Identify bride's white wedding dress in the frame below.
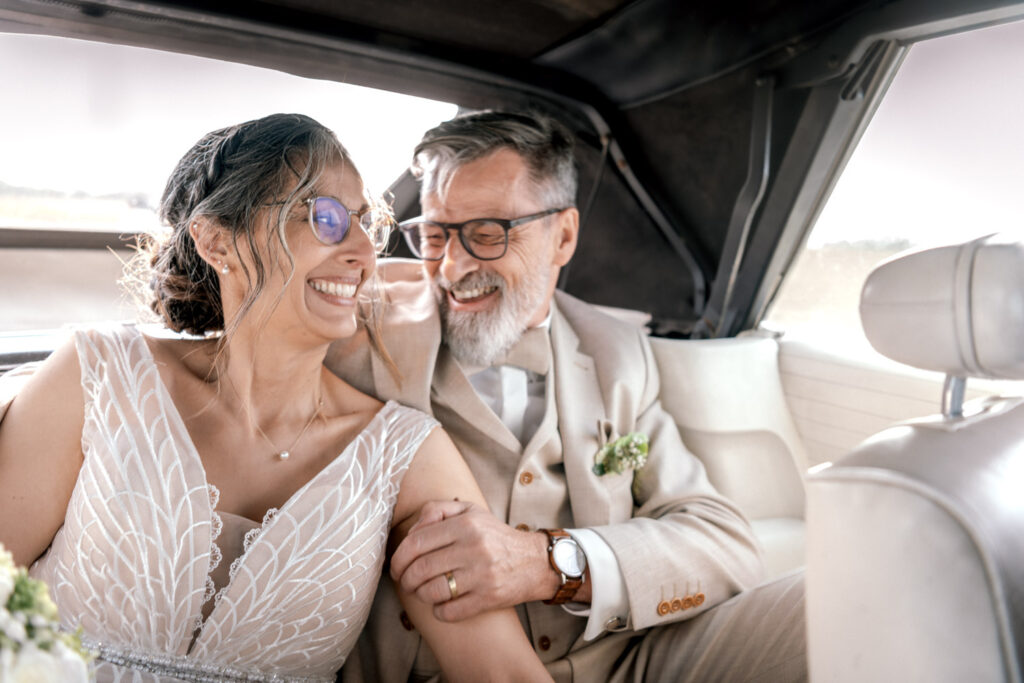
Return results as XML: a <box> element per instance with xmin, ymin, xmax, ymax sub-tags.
<box><xmin>27</xmin><ymin>326</ymin><xmax>437</xmax><ymax>682</ymax></box>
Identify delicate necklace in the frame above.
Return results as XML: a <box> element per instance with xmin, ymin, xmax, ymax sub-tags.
<box><xmin>252</xmin><ymin>394</ymin><xmax>325</xmax><ymax>462</ymax></box>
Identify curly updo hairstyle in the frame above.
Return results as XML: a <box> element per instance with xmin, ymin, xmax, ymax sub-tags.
<box><xmin>146</xmin><ymin>113</ymin><xmax>354</xmax><ymax>336</ymax></box>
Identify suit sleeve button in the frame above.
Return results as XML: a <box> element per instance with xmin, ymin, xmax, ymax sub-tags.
<box><xmin>515</xmin><ymin>523</ymin><xmax>530</xmax><ymax>531</ymax></box>
<box><xmin>694</xmin><ymin>592</ymin><xmax>705</xmax><ymax>606</ymax></box>
<box><xmin>657</xmin><ymin>601</ymin><xmax>671</xmax><ymax>616</ymax></box>
<box><xmin>681</xmin><ymin>596</ymin><xmax>694</xmax><ymax>610</ymax></box>
<box><xmin>519</xmin><ymin>471</ymin><xmax>534</xmax><ymax>485</ymax></box>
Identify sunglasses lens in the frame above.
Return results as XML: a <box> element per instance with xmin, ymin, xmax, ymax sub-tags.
<box><xmin>312</xmin><ymin>197</ymin><xmax>349</xmax><ymax>244</ymax></box>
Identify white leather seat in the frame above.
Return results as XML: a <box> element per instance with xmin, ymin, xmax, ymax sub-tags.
<box><xmin>806</xmin><ymin>234</ymin><xmax>1024</xmax><ymax>682</ymax></box>
<box><xmin>650</xmin><ymin>335</ymin><xmax>808</xmax><ymax>579</ymax></box>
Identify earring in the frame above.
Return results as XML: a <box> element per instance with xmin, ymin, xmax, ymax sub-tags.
<box><xmin>220</xmin><ymin>262</ymin><xmax>230</xmax><ymax>275</ymax></box>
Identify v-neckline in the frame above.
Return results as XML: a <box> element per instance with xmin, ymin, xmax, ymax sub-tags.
<box><xmin>138</xmin><ymin>330</ymin><xmax>390</xmax><ymax>518</ymax></box>
<box><xmin>134</xmin><ymin>330</ymin><xmax>394</xmax><ymax>645</ymax></box>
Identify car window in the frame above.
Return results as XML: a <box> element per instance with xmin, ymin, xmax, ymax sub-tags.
<box><xmin>764</xmin><ymin>20</ymin><xmax>1024</xmax><ymax>355</ymax></box>
<box><xmin>0</xmin><ymin>33</ymin><xmax>457</xmax><ymax>334</ymax></box>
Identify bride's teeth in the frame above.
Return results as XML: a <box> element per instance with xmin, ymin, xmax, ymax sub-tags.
<box><xmin>311</xmin><ymin>280</ymin><xmax>357</xmax><ymax>297</ymax></box>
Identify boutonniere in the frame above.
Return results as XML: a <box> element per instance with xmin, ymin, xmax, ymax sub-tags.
<box><xmin>593</xmin><ymin>432</ymin><xmax>650</xmax><ymax>476</ymax></box>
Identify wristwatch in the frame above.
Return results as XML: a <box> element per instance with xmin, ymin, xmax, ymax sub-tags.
<box><xmin>541</xmin><ymin>528</ymin><xmax>587</xmax><ymax>604</ymax></box>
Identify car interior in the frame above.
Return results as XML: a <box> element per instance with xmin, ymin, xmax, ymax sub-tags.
<box><xmin>1</xmin><ymin>0</ymin><xmax>1023</xmax><ymax>679</ymax></box>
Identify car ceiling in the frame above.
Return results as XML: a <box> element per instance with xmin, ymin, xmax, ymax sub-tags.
<box><xmin>3</xmin><ymin>0</ymin><xmax>1024</xmax><ymax>336</ymax></box>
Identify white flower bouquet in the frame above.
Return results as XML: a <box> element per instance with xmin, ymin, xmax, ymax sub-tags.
<box><xmin>0</xmin><ymin>543</ymin><xmax>92</xmax><ymax>681</ymax></box>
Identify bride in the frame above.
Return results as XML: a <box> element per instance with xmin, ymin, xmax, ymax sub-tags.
<box><xmin>0</xmin><ymin>113</ymin><xmax>551</xmax><ymax>682</ymax></box>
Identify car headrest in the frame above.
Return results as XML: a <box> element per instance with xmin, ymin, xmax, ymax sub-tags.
<box><xmin>860</xmin><ymin>234</ymin><xmax>1024</xmax><ymax>380</ymax></box>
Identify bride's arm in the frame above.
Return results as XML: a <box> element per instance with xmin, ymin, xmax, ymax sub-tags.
<box><xmin>390</xmin><ymin>427</ymin><xmax>552</xmax><ymax>683</ymax></box>
<box><xmin>0</xmin><ymin>337</ymin><xmax>86</xmax><ymax>566</ymax></box>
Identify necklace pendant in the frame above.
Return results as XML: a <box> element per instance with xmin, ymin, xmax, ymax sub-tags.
<box><xmin>278</xmin><ymin>450</ymin><xmax>290</xmax><ymax>461</ymax></box>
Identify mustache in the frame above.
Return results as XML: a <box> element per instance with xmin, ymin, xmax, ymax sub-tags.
<box><xmin>434</xmin><ymin>270</ymin><xmax>506</xmax><ymax>294</ymax></box>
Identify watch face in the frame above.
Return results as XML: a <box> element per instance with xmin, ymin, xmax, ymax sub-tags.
<box><xmin>552</xmin><ymin>538</ymin><xmax>586</xmax><ymax>577</ymax></box>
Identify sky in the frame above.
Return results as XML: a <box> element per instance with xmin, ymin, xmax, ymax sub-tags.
<box><xmin>810</xmin><ymin>18</ymin><xmax>1024</xmax><ymax>247</ymax></box>
<box><xmin>2</xmin><ymin>20</ymin><xmax>1024</xmax><ymax>247</ymax></box>
<box><xmin>0</xmin><ymin>33</ymin><xmax>457</xmax><ymax>202</ymax></box>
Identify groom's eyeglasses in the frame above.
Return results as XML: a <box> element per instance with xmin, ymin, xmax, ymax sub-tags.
<box><xmin>398</xmin><ymin>208</ymin><xmax>566</xmax><ymax>261</ymax></box>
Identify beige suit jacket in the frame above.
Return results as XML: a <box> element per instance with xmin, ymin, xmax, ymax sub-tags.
<box><xmin>328</xmin><ymin>260</ymin><xmax>763</xmax><ymax>682</ymax></box>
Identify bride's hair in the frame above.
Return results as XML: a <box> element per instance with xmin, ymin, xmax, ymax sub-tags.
<box><xmin>137</xmin><ymin>113</ymin><xmax>387</xmax><ymax>337</ymax></box>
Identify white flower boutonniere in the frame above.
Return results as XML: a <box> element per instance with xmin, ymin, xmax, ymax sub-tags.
<box><xmin>1</xmin><ymin>543</ymin><xmax>93</xmax><ymax>681</ymax></box>
<box><xmin>593</xmin><ymin>432</ymin><xmax>650</xmax><ymax>476</ymax></box>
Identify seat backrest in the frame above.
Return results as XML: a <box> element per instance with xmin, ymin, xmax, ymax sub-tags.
<box><xmin>650</xmin><ymin>335</ymin><xmax>808</xmax><ymax>578</ymax></box>
<box><xmin>807</xmin><ymin>234</ymin><xmax>1024</xmax><ymax>683</ymax></box>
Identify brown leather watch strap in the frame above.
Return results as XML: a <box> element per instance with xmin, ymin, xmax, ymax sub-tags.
<box><xmin>546</xmin><ymin>575</ymin><xmax>584</xmax><ymax>605</ymax></box>
<box><xmin>541</xmin><ymin>528</ymin><xmax>584</xmax><ymax>605</ymax></box>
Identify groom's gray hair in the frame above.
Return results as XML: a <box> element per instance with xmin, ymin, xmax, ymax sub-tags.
<box><xmin>411</xmin><ymin>110</ymin><xmax>578</xmax><ymax>210</ymax></box>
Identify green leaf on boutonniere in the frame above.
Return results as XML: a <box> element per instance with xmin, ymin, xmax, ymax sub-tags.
<box><xmin>593</xmin><ymin>432</ymin><xmax>649</xmax><ymax>476</ymax></box>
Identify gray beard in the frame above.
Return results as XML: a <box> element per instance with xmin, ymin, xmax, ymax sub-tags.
<box><xmin>434</xmin><ymin>268</ymin><xmax>550</xmax><ymax>367</ymax></box>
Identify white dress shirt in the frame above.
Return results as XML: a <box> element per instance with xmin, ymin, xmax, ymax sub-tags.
<box><xmin>465</xmin><ymin>322</ymin><xmax>631</xmax><ymax>639</ymax></box>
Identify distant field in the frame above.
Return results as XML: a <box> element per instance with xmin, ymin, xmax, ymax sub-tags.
<box><xmin>0</xmin><ymin>237</ymin><xmax>908</xmax><ymax>338</ymax></box>
<box><xmin>0</xmin><ymin>195</ymin><xmax>159</xmax><ymax>232</ymax></box>
<box><xmin>0</xmin><ymin>194</ymin><xmax>154</xmax><ymax>331</ymax></box>
<box><xmin>0</xmin><ymin>248</ymin><xmax>140</xmax><ymax>331</ymax></box>
<box><xmin>762</xmin><ymin>244</ymin><xmax>908</xmax><ymax>343</ymax></box>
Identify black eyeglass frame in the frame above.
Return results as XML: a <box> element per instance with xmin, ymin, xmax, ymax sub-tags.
<box><xmin>398</xmin><ymin>207</ymin><xmax>567</xmax><ymax>261</ymax></box>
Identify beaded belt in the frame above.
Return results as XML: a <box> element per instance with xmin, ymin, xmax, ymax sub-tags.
<box><xmin>84</xmin><ymin>639</ymin><xmax>335</xmax><ymax>683</ymax></box>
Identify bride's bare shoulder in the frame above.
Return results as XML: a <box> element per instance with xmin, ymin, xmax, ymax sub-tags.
<box><xmin>142</xmin><ymin>332</ymin><xmax>219</xmax><ymax>386</ymax></box>
<box><xmin>324</xmin><ymin>371</ymin><xmax>386</xmax><ymax>417</ymax></box>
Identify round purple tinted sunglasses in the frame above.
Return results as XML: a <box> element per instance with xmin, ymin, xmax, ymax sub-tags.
<box><xmin>306</xmin><ymin>196</ymin><xmax>380</xmax><ymax>246</ymax></box>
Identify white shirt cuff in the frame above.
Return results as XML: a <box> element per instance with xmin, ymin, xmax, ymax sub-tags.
<box><xmin>564</xmin><ymin>528</ymin><xmax>630</xmax><ymax>640</ymax></box>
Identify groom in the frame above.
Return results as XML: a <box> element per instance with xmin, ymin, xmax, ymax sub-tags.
<box><xmin>328</xmin><ymin>110</ymin><xmax>806</xmax><ymax>682</ymax></box>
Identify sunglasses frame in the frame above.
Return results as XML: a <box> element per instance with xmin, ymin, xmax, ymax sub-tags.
<box><xmin>304</xmin><ymin>196</ymin><xmax>378</xmax><ymax>246</ymax></box>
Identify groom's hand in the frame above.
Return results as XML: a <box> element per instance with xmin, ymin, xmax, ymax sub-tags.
<box><xmin>390</xmin><ymin>500</ymin><xmax>559</xmax><ymax>622</ymax></box>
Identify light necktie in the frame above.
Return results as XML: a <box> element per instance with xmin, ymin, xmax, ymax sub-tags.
<box><xmin>486</xmin><ymin>327</ymin><xmax>550</xmax><ymax>443</ymax></box>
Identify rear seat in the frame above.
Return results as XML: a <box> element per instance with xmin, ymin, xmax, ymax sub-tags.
<box><xmin>650</xmin><ymin>334</ymin><xmax>807</xmax><ymax>578</ymax></box>
<box><xmin>3</xmin><ymin>310</ymin><xmax>810</xmax><ymax>578</ymax></box>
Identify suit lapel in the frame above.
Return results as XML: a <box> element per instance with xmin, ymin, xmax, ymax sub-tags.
<box><xmin>367</xmin><ymin>265</ymin><xmax>443</xmax><ymax>412</ymax></box>
<box><xmin>550</xmin><ymin>302</ymin><xmax>614</xmax><ymax>527</ymax></box>
<box><xmin>431</xmin><ymin>345</ymin><xmax>522</xmax><ymax>454</ymax></box>
<box><xmin>367</xmin><ymin>333</ymin><xmax>434</xmax><ymax>412</ymax></box>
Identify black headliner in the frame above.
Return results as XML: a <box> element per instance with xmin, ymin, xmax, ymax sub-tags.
<box><xmin>3</xmin><ymin>0</ymin><xmax>1024</xmax><ymax>334</ymax></box>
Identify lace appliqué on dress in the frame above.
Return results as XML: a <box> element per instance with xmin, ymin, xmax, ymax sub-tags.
<box><xmin>219</xmin><ymin>506</ymin><xmax>279</xmax><ymax>608</ymax></box>
<box><xmin>30</xmin><ymin>328</ymin><xmax>440</xmax><ymax>680</ymax></box>
<box><xmin>193</xmin><ymin>484</ymin><xmax>225</xmax><ymax>637</ymax></box>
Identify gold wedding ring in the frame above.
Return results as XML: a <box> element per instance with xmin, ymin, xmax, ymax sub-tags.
<box><xmin>445</xmin><ymin>571</ymin><xmax>458</xmax><ymax>601</ymax></box>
